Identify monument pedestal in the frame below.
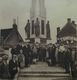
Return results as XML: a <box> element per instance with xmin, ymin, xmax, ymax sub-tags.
<box><xmin>35</xmin><ymin>38</ymin><xmax>40</xmax><ymax>43</ymax></box>
<box><xmin>47</xmin><ymin>40</ymin><xmax>52</xmax><ymax>44</ymax></box>
<box><xmin>25</xmin><ymin>0</ymin><xmax>51</xmax><ymax>44</ymax></box>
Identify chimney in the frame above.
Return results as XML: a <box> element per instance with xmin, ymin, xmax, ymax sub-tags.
<box><xmin>67</xmin><ymin>18</ymin><xmax>71</xmax><ymax>23</ymax></box>
<box><xmin>72</xmin><ymin>21</ymin><xmax>75</xmax><ymax>24</ymax></box>
<box><xmin>13</xmin><ymin>19</ymin><xmax>18</xmax><ymax>30</ymax></box>
<box><xmin>13</xmin><ymin>19</ymin><xmax>16</xmax><ymax>24</ymax></box>
<box><xmin>57</xmin><ymin>27</ymin><xmax>60</xmax><ymax>34</ymax></box>
<box><xmin>47</xmin><ymin>20</ymin><xmax>49</xmax><ymax>24</ymax></box>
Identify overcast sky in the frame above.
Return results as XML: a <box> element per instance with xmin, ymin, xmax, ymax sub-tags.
<box><xmin>0</xmin><ymin>0</ymin><xmax>77</xmax><ymax>43</ymax></box>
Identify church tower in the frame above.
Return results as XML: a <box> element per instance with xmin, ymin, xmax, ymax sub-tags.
<box><xmin>30</xmin><ymin>0</ymin><xmax>46</xmax><ymax>20</ymax></box>
<box><xmin>25</xmin><ymin>0</ymin><xmax>51</xmax><ymax>43</ymax></box>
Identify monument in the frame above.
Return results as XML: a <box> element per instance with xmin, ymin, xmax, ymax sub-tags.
<box><xmin>25</xmin><ymin>0</ymin><xmax>51</xmax><ymax>44</ymax></box>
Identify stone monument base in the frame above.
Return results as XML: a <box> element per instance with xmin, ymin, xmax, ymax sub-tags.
<box><xmin>35</xmin><ymin>38</ymin><xmax>40</xmax><ymax>43</ymax></box>
<box><xmin>47</xmin><ymin>40</ymin><xmax>52</xmax><ymax>44</ymax></box>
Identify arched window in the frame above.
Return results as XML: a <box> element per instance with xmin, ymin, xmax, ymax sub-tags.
<box><xmin>41</xmin><ymin>20</ymin><xmax>44</xmax><ymax>34</ymax></box>
<box><xmin>32</xmin><ymin>20</ymin><xmax>34</xmax><ymax>34</ymax></box>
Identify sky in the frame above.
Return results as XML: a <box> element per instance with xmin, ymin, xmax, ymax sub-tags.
<box><xmin>0</xmin><ymin>0</ymin><xmax>77</xmax><ymax>43</ymax></box>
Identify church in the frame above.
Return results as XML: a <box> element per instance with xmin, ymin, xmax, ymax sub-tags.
<box><xmin>25</xmin><ymin>0</ymin><xmax>51</xmax><ymax>44</ymax></box>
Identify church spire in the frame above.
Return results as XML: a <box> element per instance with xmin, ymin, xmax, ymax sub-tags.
<box><xmin>30</xmin><ymin>0</ymin><xmax>36</xmax><ymax>19</ymax></box>
<box><xmin>30</xmin><ymin>0</ymin><xmax>46</xmax><ymax>20</ymax></box>
<box><xmin>39</xmin><ymin>0</ymin><xmax>46</xmax><ymax>18</ymax></box>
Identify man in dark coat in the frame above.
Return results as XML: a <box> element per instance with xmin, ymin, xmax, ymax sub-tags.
<box><xmin>9</xmin><ymin>55</ymin><xmax>18</xmax><ymax>79</ymax></box>
<box><xmin>58</xmin><ymin>45</ymin><xmax>65</xmax><ymax>67</ymax></box>
<box><xmin>15</xmin><ymin>44</ymin><xmax>22</xmax><ymax>55</ymax></box>
<box><xmin>1</xmin><ymin>55</ymin><xmax>10</xmax><ymax>79</ymax></box>
<box><xmin>26</xmin><ymin>44</ymin><xmax>32</xmax><ymax>66</ymax></box>
<box><xmin>47</xmin><ymin>44</ymin><xmax>52</xmax><ymax>66</ymax></box>
<box><xmin>38</xmin><ymin>46</ymin><xmax>42</xmax><ymax>61</ymax></box>
<box><xmin>11</xmin><ymin>47</ymin><xmax>16</xmax><ymax>57</ymax></box>
<box><xmin>51</xmin><ymin>44</ymin><xmax>56</xmax><ymax>65</ymax></box>
<box><xmin>22</xmin><ymin>45</ymin><xmax>30</xmax><ymax>67</ymax></box>
<box><xmin>64</xmin><ymin>48</ymin><xmax>72</xmax><ymax>73</ymax></box>
<box><xmin>41</xmin><ymin>46</ymin><xmax>46</xmax><ymax>62</ymax></box>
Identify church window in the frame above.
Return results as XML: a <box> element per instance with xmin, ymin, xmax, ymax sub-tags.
<box><xmin>41</xmin><ymin>20</ymin><xmax>44</xmax><ymax>34</ymax></box>
<box><xmin>32</xmin><ymin>20</ymin><xmax>34</xmax><ymax>34</ymax></box>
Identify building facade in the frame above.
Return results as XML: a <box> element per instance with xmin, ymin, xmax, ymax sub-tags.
<box><xmin>57</xmin><ymin>18</ymin><xmax>77</xmax><ymax>46</ymax></box>
<box><xmin>57</xmin><ymin>18</ymin><xmax>77</xmax><ymax>60</ymax></box>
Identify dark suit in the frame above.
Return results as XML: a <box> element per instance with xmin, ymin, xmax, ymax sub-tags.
<box><xmin>41</xmin><ymin>47</ymin><xmax>46</xmax><ymax>62</ymax></box>
<box><xmin>51</xmin><ymin>46</ymin><xmax>56</xmax><ymax>65</ymax></box>
<box><xmin>0</xmin><ymin>62</ymin><xmax>10</xmax><ymax>79</ymax></box>
<box><xmin>9</xmin><ymin>59</ymin><xmax>18</xmax><ymax>79</ymax></box>
<box><xmin>22</xmin><ymin>46</ymin><xmax>29</xmax><ymax>66</ymax></box>
<box><xmin>64</xmin><ymin>49</ymin><xmax>72</xmax><ymax>73</ymax></box>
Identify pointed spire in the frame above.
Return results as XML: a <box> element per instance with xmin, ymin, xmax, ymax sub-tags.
<box><xmin>39</xmin><ymin>0</ymin><xmax>46</xmax><ymax>18</ymax></box>
<box><xmin>30</xmin><ymin>0</ymin><xmax>36</xmax><ymax>19</ymax></box>
<box><xmin>67</xmin><ymin>18</ymin><xmax>71</xmax><ymax>23</ymax></box>
<box><xmin>72</xmin><ymin>21</ymin><xmax>75</xmax><ymax>24</ymax></box>
<box><xmin>30</xmin><ymin>0</ymin><xmax>46</xmax><ymax>19</ymax></box>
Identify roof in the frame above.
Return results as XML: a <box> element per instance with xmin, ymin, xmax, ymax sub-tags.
<box><xmin>0</xmin><ymin>27</ymin><xmax>23</xmax><ymax>47</ymax></box>
<box><xmin>1</xmin><ymin>28</ymin><xmax>13</xmax><ymax>40</ymax></box>
<box><xmin>57</xmin><ymin>22</ymin><xmax>77</xmax><ymax>38</ymax></box>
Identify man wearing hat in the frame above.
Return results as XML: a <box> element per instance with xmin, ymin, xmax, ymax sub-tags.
<box><xmin>1</xmin><ymin>54</ymin><xmax>10</xmax><ymax>79</ymax></box>
<box><xmin>9</xmin><ymin>55</ymin><xmax>18</xmax><ymax>79</ymax></box>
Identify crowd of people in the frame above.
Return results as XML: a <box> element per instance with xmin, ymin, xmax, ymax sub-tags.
<box><xmin>0</xmin><ymin>43</ymin><xmax>77</xmax><ymax>79</ymax></box>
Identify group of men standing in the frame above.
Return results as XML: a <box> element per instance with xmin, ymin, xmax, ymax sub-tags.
<box><xmin>11</xmin><ymin>43</ymin><xmax>74</xmax><ymax>74</ymax></box>
<box><xmin>0</xmin><ymin>43</ymin><xmax>76</xmax><ymax>79</ymax></box>
<box><xmin>11</xmin><ymin>43</ymin><xmax>57</xmax><ymax>68</ymax></box>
